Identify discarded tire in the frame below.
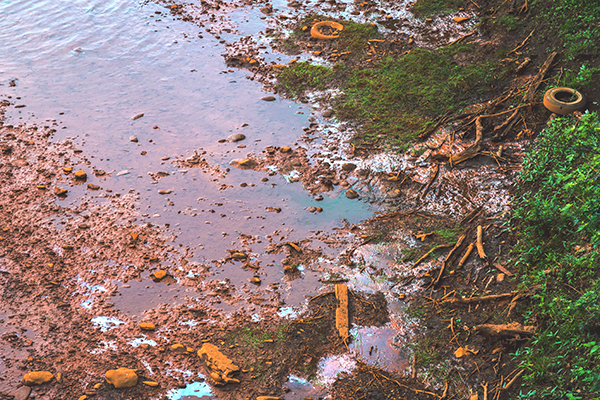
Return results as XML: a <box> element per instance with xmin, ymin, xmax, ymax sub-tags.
<box><xmin>543</xmin><ymin>87</ymin><xmax>586</xmax><ymax>115</ymax></box>
<box><xmin>310</xmin><ymin>21</ymin><xmax>344</xmax><ymax>40</ymax></box>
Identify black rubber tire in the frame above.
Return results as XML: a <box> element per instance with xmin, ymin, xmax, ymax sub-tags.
<box><xmin>543</xmin><ymin>87</ymin><xmax>586</xmax><ymax>115</ymax></box>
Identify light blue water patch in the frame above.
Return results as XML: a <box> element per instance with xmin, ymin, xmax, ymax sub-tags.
<box><xmin>91</xmin><ymin>316</ymin><xmax>125</xmax><ymax>332</ymax></box>
<box><xmin>179</xmin><ymin>319</ymin><xmax>198</xmax><ymax>327</ymax></box>
<box><xmin>166</xmin><ymin>380</ymin><xmax>213</xmax><ymax>399</ymax></box>
<box><xmin>129</xmin><ymin>337</ymin><xmax>157</xmax><ymax>347</ymax></box>
<box><xmin>277</xmin><ymin>306</ymin><xmax>298</xmax><ymax>319</ymax></box>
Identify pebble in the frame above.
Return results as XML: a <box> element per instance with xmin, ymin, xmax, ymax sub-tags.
<box><xmin>307</xmin><ymin>206</ymin><xmax>317</xmax><ymax>213</ymax></box>
<box><xmin>130</xmin><ymin>136</ymin><xmax>138</xmax><ymax>142</ymax></box>
<box><xmin>261</xmin><ymin>96</ymin><xmax>276</xmax><ymax>102</ymax></box>
<box><xmin>228</xmin><ymin>133</ymin><xmax>246</xmax><ymax>142</ymax></box>
<box><xmin>250</xmin><ymin>277</ymin><xmax>261</xmax><ymax>284</ymax></box>
<box><xmin>105</xmin><ymin>368</ymin><xmax>138</xmax><ymax>389</ymax></box>
<box><xmin>143</xmin><ymin>381</ymin><xmax>159</xmax><ymax>387</ymax></box>
<box><xmin>345</xmin><ymin>190</ymin><xmax>359</xmax><ymax>199</ymax></box>
<box><xmin>54</xmin><ymin>188</ymin><xmax>68</xmax><ymax>196</ymax></box>
<box><xmin>63</xmin><ymin>167</ymin><xmax>73</xmax><ymax>173</ymax></box>
<box><xmin>153</xmin><ymin>270</ymin><xmax>167</xmax><ymax>280</ymax></box>
<box><xmin>74</xmin><ymin>170</ymin><xmax>87</xmax><ymax>180</ymax></box>
<box><xmin>314</xmin><ymin>194</ymin><xmax>323</xmax><ymax>201</ymax></box>
<box><xmin>240</xmin><ymin>182</ymin><xmax>247</xmax><ymax>187</ymax></box>
<box><xmin>23</xmin><ymin>371</ymin><xmax>53</xmax><ymax>386</ymax></box>
<box><xmin>342</xmin><ymin>162</ymin><xmax>357</xmax><ymax>172</ymax></box>
<box><xmin>116</xmin><ymin>170</ymin><xmax>130</xmax><ymax>176</ymax></box>
<box><xmin>280</xmin><ymin>146</ymin><xmax>291</xmax><ymax>153</ymax></box>
<box><xmin>158</xmin><ymin>189</ymin><xmax>172</xmax><ymax>195</ymax></box>
<box><xmin>139</xmin><ymin>322</ymin><xmax>156</xmax><ymax>331</ymax></box>
<box><xmin>323</xmin><ymin>109</ymin><xmax>334</xmax><ymax>118</ymax></box>
<box><xmin>453</xmin><ymin>16</ymin><xmax>470</xmax><ymax>23</ymax></box>
<box><xmin>13</xmin><ymin>386</ymin><xmax>31</xmax><ymax>400</ymax></box>
<box><xmin>87</xmin><ymin>184</ymin><xmax>100</xmax><ymax>190</ymax></box>
<box><xmin>132</xmin><ymin>113</ymin><xmax>144</xmax><ymax>120</ymax></box>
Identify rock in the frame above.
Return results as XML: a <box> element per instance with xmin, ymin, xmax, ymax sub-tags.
<box><xmin>280</xmin><ymin>146</ymin><xmax>291</xmax><ymax>153</ymax></box>
<box><xmin>105</xmin><ymin>367</ymin><xmax>138</xmax><ymax>389</ymax></box>
<box><xmin>74</xmin><ymin>170</ymin><xmax>87</xmax><ymax>180</ymax></box>
<box><xmin>231</xmin><ymin>252</ymin><xmax>247</xmax><ymax>260</ymax></box>
<box><xmin>227</xmin><ymin>133</ymin><xmax>246</xmax><ymax>142</ymax></box>
<box><xmin>132</xmin><ymin>113</ymin><xmax>144</xmax><ymax>120</ymax></box>
<box><xmin>316</xmin><ymin>207</ymin><xmax>323</xmax><ymax>213</ymax></box>
<box><xmin>266</xmin><ymin>207</ymin><xmax>281</xmax><ymax>213</ymax></box>
<box><xmin>341</xmin><ymin>162</ymin><xmax>357</xmax><ymax>172</ymax></box>
<box><xmin>453</xmin><ymin>16</ymin><xmax>470</xmax><ymax>23</ymax></box>
<box><xmin>143</xmin><ymin>381</ymin><xmax>159</xmax><ymax>386</ymax></box>
<box><xmin>307</xmin><ymin>206</ymin><xmax>317</xmax><ymax>213</ymax></box>
<box><xmin>13</xmin><ymin>386</ymin><xmax>32</xmax><ymax>400</ymax></box>
<box><xmin>230</xmin><ymin>158</ymin><xmax>257</xmax><ymax>169</ymax></box>
<box><xmin>153</xmin><ymin>270</ymin><xmax>167</xmax><ymax>280</ymax></box>
<box><xmin>345</xmin><ymin>190</ymin><xmax>359</xmax><ymax>199</ymax></box>
<box><xmin>87</xmin><ymin>184</ymin><xmax>100</xmax><ymax>190</ymax></box>
<box><xmin>130</xmin><ymin>136</ymin><xmax>138</xmax><ymax>142</ymax></box>
<box><xmin>158</xmin><ymin>189</ymin><xmax>172</xmax><ymax>195</ymax></box>
<box><xmin>23</xmin><ymin>371</ymin><xmax>53</xmax><ymax>386</ymax></box>
<box><xmin>54</xmin><ymin>188</ymin><xmax>68</xmax><ymax>196</ymax></box>
<box><xmin>261</xmin><ymin>96</ymin><xmax>276</xmax><ymax>102</ymax></box>
<box><xmin>198</xmin><ymin>343</ymin><xmax>240</xmax><ymax>385</ymax></box>
<box><xmin>171</xmin><ymin>344</ymin><xmax>188</xmax><ymax>352</ymax></box>
<box><xmin>323</xmin><ymin>109</ymin><xmax>334</xmax><ymax>118</ymax></box>
<box><xmin>249</xmin><ymin>277</ymin><xmax>261</xmax><ymax>284</ymax></box>
<box><xmin>139</xmin><ymin>322</ymin><xmax>156</xmax><ymax>331</ymax></box>
<box><xmin>116</xmin><ymin>170</ymin><xmax>130</xmax><ymax>176</ymax></box>
<box><xmin>314</xmin><ymin>194</ymin><xmax>323</xmax><ymax>201</ymax></box>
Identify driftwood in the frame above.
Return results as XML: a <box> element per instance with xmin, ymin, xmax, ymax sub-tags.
<box><xmin>444</xmin><ymin>291</ymin><xmax>516</xmax><ymax>305</ymax></box>
<box><xmin>450</xmin><ymin>117</ymin><xmax>483</xmax><ymax>165</ymax></box>
<box><xmin>523</xmin><ymin>51</ymin><xmax>557</xmax><ymax>104</ymax></box>
<box><xmin>474</xmin><ymin>322</ymin><xmax>535</xmax><ymax>337</ymax></box>
<box><xmin>476</xmin><ymin>225</ymin><xmax>487</xmax><ymax>260</ymax></box>
<box><xmin>458</xmin><ymin>242</ymin><xmax>475</xmax><ymax>268</ymax></box>
<box><xmin>491</xmin><ymin>109</ymin><xmax>521</xmax><ymax>141</ymax></box>
<box><xmin>433</xmin><ymin>233</ymin><xmax>467</xmax><ymax>286</ymax></box>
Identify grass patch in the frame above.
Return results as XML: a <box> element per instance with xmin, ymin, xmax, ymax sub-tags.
<box><xmin>411</xmin><ymin>0</ymin><xmax>463</xmax><ymax>16</ymax></box>
<box><xmin>510</xmin><ymin>112</ymin><xmax>600</xmax><ymax>399</ymax></box>
<box><xmin>276</xmin><ymin>62</ymin><xmax>337</xmax><ymax>97</ymax></box>
<box><xmin>533</xmin><ymin>0</ymin><xmax>600</xmax><ymax>60</ymax></box>
<box><xmin>336</xmin><ymin>44</ymin><xmax>497</xmax><ymax>149</ymax></box>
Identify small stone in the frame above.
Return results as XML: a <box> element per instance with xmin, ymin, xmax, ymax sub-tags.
<box><xmin>23</xmin><ymin>371</ymin><xmax>53</xmax><ymax>386</ymax></box>
<box><xmin>105</xmin><ymin>367</ymin><xmax>138</xmax><ymax>389</ymax></box>
<box><xmin>280</xmin><ymin>146</ymin><xmax>291</xmax><ymax>153</ymax></box>
<box><xmin>425</xmin><ymin>17</ymin><xmax>433</xmax><ymax>22</ymax></box>
<box><xmin>74</xmin><ymin>170</ymin><xmax>87</xmax><ymax>180</ymax></box>
<box><xmin>261</xmin><ymin>96</ymin><xmax>276</xmax><ymax>102</ymax></box>
<box><xmin>87</xmin><ymin>184</ymin><xmax>100</xmax><ymax>190</ymax></box>
<box><xmin>342</xmin><ymin>162</ymin><xmax>357</xmax><ymax>172</ymax></box>
<box><xmin>13</xmin><ymin>386</ymin><xmax>32</xmax><ymax>400</ymax></box>
<box><xmin>231</xmin><ymin>252</ymin><xmax>247</xmax><ymax>260</ymax></box>
<box><xmin>37</xmin><ymin>184</ymin><xmax>46</xmax><ymax>190</ymax></box>
<box><xmin>171</xmin><ymin>344</ymin><xmax>187</xmax><ymax>352</ymax></box>
<box><xmin>141</xmin><ymin>151</ymin><xmax>147</xmax><ymax>155</ymax></box>
<box><xmin>496</xmin><ymin>273</ymin><xmax>505</xmax><ymax>283</ymax></box>
<box><xmin>63</xmin><ymin>167</ymin><xmax>73</xmax><ymax>173</ymax></box>
<box><xmin>307</xmin><ymin>206</ymin><xmax>317</xmax><ymax>213</ymax></box>
<box><xmin>55</xmin><ymin>188</ymin><xmax>68</xmax><ymax>196</ymax></box>
<box><xmin>139</xmin><ymin>322</ymin><xmax>156</xmax><ymax>331</ymax></box>
<box><xmin>266</xmin><ymin>207</ymin><xmax>282</xmax><ymax>213</ymax></box>
<box><xmin>130</xmin><ymin>136</ymin><xmax>138</xmax><ymax>142</ymax></box>
<box><xmin>345</xmin><ymin>190</ymin><xmax>359</xmax><ymax>199</ymax></box>
<box><xmin>78</xmin><ymin>396</ymin><xmax>87</xmax><ymax>400</ymax></box>
<box><xmin>116</xmin><ymin>170</ymin><xmax>130</xmax><ymax>176</ymax></box>
<box><xmin>250</xmin><ymin>277</ymin><xmax>261</xmax><ymax>284</ymax></box>
<box><xmin>316</xmin><ymin>207</ymin><xmax>323</xmax><ymax>213</ymax></box>
<box><xmin>240</xmin><ymin>182</ymin><xmax>248</xmax><ymax>187</ymax></box>
<box><xmin>453</xmin><ymin>16</ymin><xmax>470</xmax><ymax>23</ymax></box>
<box><xmin>323</xmin><ymin>109</ymin><xmax>334</xmax><ymax>118</ymax></box>
<box><xmin>153</xmin><ymin>270</ymin><xmax>167</xmax><ymax>280</ymax></box>
<box><xmin>78</xmin><ymin>224</ymin><xmax>89</xmax><ymax>229</ymax></box>
<box><xmin>228</xmin><ymin>133</ymin><xmax>246</xmax><ymax>142</ymax></box>
<box><xmin>143</xmin><ymin>381</ymin><xmax>159</xmax><ymax>387</ymax></box>
<box><xmin>132</xmin><ymin>113</ymin><xmax>144</xmax><ymax>120</ymax></box>
<box><xmin>314</xmin><ymin>194</ymin><xmax>323</xmax><ymax>201</ymax></box>
<box><xmin>257</xmin><ymin>397</ymin><xmax>282</xmax><ymax>400</ymax></box>
<box><xmin>158</xmin><ymin>189</ymin><xmax>172</xmax><ymax>195</ymax></box>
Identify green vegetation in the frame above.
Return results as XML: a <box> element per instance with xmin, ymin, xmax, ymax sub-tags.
<box><xmin>277</xmin><ymin>43</ymin><xmax>498</xmax><ymax>150</ymax></box>
<box><xmin>533</xmin><ymin>0</ymin><xmax>600</xmax><ymax>60</ymax></box>
<box><xmin>411</xmin><ymin>0</ymin><xmax>463</xmax><ymax>16</ymax></box>
<box><xmin>337</xmin><ymin>21</ymin><xmax>380</xmax><ymax>54</ymax></box>
<box><xmin>510</xmin><ymin>112</ymin><xmax>600</xmax><ymax>399</ymax></box>
<box><xmin>493</xmin><ymin>14</ymin><xmax>522</xmax><ymax>31</ymax></box>
<box><xmin>228</xmin><ymin>327</ymin><xmax>282</xmax><ymax>349</ymax></box>
<box><xmin>550</xmin><ymin>63</ymin><xmax>600</xmax><ymax>92</ymax></box>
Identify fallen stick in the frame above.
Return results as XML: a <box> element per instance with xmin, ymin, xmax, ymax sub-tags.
<box><xmin>450</xmin><ymin>117</ymin><xmax>483</xmax><ymax>165</ymax></box>
<box><xmin>444</xmin><ymin>292</ymin><xmax>516</xmax><ymax>305</ymax></box>
<box><xmin>447</xmin><ymin>31</ymin><xmax>476</xmax><ymax>46</ymax></box>
<box><xmin>507</xmin><ymin>29</ymin><xmax>534</xmax><ymax>55</ymax></box>
<box><xmin>433</xmin><ymin>233</ymin><xmax>467</xmax><ymax>286</ymax></box>
<box><xmin>474</xmin><ymin>322</ymin><xmax>535</xmax><ymax>337</ymax></box>
<box><xmin>458</xmin><ymin>242</ymin><xmax>475</xmax><ymax>268</ymax></box>
<box><xmin>476</xmin><ymin>225</ymin><xmax>487</xmax><ymax>260</ymax></box>
<box><xmin>335</xmin><ymin>284</ymin><xmax>349</xmax><ymax>340</ymax></box>
<box><xmin>420</xmin><ymin>164</ymin><xmax>439</xmax><ymax>200</ymax></box>
<box><xmin>523</xmin><ymin>51</ymin><xmax>557</xmax><ymax>104</ymax></box>
<box><xmin>412</xmin><ymin>244</ymin><xmax>454</xmax><ymax>269</ymax></box>
<box><xmin>501</xmin><ymin>369</ymin><xmax>524</xmax><ymax>392</ymax></box>
<box><xmin>494</xmin><ymin>263</ymin><xmax>514</xmax><ymax>277</ymax></box>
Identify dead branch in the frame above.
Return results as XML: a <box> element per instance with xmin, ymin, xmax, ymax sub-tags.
<box><xmin>516</xmin><ymin>57</ymin><xmax>531</xmax><ymax>74</ymax></box>
<box><xmin>450</xmin><ymin>117</ymin><xmax>484</xmax><ymax>165</ymax></box>
<box><xmin>458</xmin><ymin>242</ymin><xmax>475</xmax><ymax>268</ymax></box>
<box><xmin>474</xmin><ymin>322</ymin><xmax>535</xmax><ymax>337</ymax></box>
<box><xmin>494</xmin><ymin>263</ymin><xmax>514</xmax><ymax>277</ymax></box>
<box><xmin>433</xmin><ymin>233</ymin><xmax>467</xmax><ymax>286</ymax></box>
<box><xmin>523</xmin><ymin>51</ymin><xmax>557</xmax><ymax>104</ymax></box>
<box><xmin>476</xmin><ymin>225</ymin><xmax>487</xmax><ymax>260</ymax></box>
<box><xmin>444</xmin><ymin>291</ymin><xmax>516</xmax><ymax>305</ymax></box>
<box><xmin>412</xmin><ymin>244</ymin><xmax>454</xmax><ymax>268</ymax></box>
<box><xmin>420</xmin><ymin>164</ymin><xmax>439</xmax><ymax>200</ymax></box>
<box><xmin>501</xmin><ymin>369</ymin><xmax>524</xmax><ymax>392</ymax></box>
<box><xmin>507</xmin><ymin>29</ymin><xmax>534</xmax><ymax>55</ymax></box>
<box><xmin>447</xmin><ymin>31</ymin><xmax>476</xmax><ymax>47</ymax></box>
<box><xmin>491</xmin><ymin>109</ymin><xmax>521</xmax><ymax>141</ymax></box>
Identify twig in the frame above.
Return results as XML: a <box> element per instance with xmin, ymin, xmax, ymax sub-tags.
<box><xmin>502</xmin><ymin>369</ymin><xmax>524</xmax><ymax>391</ymax></box>
<box><xmin>476</xmin><ymin>225</ymin><xmax>487</xmax><ymax>260</ymax></box>
<box><xmin>412</xmin><ymin>244</ymin><xmax>454</xmax><ymax>269</ymax></box>
<box><xmin>450</xmin><ymin>117</ymin><xmax>483</xmax><ymax>165</ymax></box>
<box><xmin>444</xmin><ymin>292</ymin><xmax>516</xmax><ymax>305</ymax></box>
<box><xmin>420</xmin><ymin>164</ymin><xmax>440</xmax><ymax>201</ymax></box>
<box><xmin>458</xmin><ymin>242</ymin><xmax>475</xmax><ymax>268</ymax></box>
<box><xmin>507</xmin><ymin>29</ymin><xmax>534</xmax><ymax>55</ymax></box>
<box><xmin>433</xmin><ymin>233</ymin><xmax>467</xmax><ymax>286</ymax></box>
